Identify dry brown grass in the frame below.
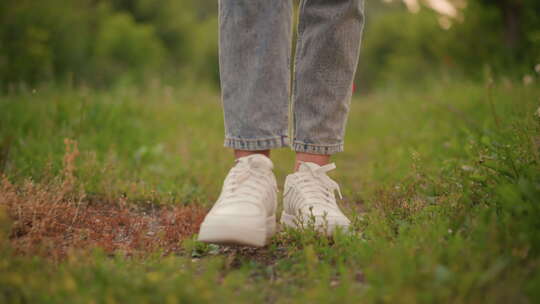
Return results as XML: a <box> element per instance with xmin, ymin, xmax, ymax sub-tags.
<box><xmin>0</xmin><ymin>139</ymin><xmax>207</xmax><ymax>261</ymax></box>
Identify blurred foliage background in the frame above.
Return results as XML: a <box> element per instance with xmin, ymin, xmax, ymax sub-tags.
<box><xmin>0</xmin><ymin>0</ymin><xmax>539</xmax><ymax>91</ymax></box>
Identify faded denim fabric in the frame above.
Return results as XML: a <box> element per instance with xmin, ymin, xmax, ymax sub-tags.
<box><xmin>219</xmin><ymin>0</ymin><xmax>364</xmax><ymax>155</ymax></box>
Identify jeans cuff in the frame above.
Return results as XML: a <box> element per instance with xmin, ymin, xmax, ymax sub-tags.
<box><xmin>292</xmin><ymin>141</ymin><xmax>344</xmax><ymax>155</ymax></box>
<box><xmin>224</xmin><ymin>135</ymin><xmax>290</xmax><ymax>151</ymax></box>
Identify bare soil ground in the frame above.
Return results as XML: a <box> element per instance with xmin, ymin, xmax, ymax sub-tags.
<box><xmin>1</xmin><ymin>179</ymin><xmax>205</xmax><ymax>261</ymax></box>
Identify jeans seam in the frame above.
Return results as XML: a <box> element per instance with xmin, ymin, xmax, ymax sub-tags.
<box><xmin>290</xmin><ymin>0</ymin><xmax>308</xmax><ymax>147</ymax></box>
<box><xmin>224</xmin><ymin>135</ymin><xmax>290</xmax><ymax>150</ymax></box>
<box><xmin>225</xmin><ymin>135</ymin><xmax>288</xmax><ymax>142</ymax></box>
<box><xmin>292</xmin><ymin>140</ymin><xmax>344</xmax><ymax>155</ymax></box>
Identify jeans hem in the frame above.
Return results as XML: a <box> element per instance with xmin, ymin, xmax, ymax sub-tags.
<box><xmin>224</xmin><ymin>136</ymin><xmax>290</xmax><ymax>151</ymax></box>
<box><xmin>292</xmin><ymin>141</ymin><xmax>344</xmax><ymax>155</ymax></box>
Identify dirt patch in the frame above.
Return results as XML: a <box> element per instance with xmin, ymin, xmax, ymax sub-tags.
<box><xmin>0</xmin><ymin>139</ymin><xmax>207</xmax><ymax>261</ymax></box>
<box><xmin>0</xmin><ymin>176</ymin><xmax>206</xmax><ymax>261</ymax></box>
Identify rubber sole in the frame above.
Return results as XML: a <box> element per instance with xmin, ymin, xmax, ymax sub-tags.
<box><xmin>280</xmin><ymin>211</ymin><xmax>350</xmax><ymax>235</ymax></box>
<box><xmin>198</xmin><ymin>214</ymin><xmax>276</xmax><ymax>247</ymax></box>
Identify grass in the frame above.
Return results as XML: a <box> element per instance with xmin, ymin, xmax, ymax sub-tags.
<box><xmin>1</xmin><ymin>79</ymin><xmax>539</xmax><ymax>303</ymax></box>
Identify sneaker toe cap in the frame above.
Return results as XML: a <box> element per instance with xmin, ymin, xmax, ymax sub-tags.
<box><xmin>212</xmin><ymin>202</ymin><xmax>264</xmax><ymax>216</ymax></box>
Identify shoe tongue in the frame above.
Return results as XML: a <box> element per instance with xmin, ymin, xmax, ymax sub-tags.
<box><xmin>238</xmin><ymin>154</ymin><xmax>273</xmax><ymax>170</ymax></box>
<box><xmin>298</xmin><ymin>162</ymin><xmax>321</xmax><ymax>172</ymax></box>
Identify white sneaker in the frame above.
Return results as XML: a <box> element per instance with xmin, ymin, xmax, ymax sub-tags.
<box><xmin>198</xmin><ymin>154</ymin><xmax>278</xmax><ymax>247</ymax></box>
<box><xmin>281</xmin><ymin>162</ymin><xmax>350</xmax><ymax>235</ymax></box>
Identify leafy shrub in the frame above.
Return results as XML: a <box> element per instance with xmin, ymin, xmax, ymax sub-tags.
<box><xmin>0</xmin><ymin>0</ymin><xmax>93</xmax><ymax>85</ymax></box>
<box><xmin>0</xmin><ymin>0</ymin><xmax>219</xmax><ymax>89</ymax></box>
<box><xmin>357</xmin><ymin>10</ymin><xmax>449</xmax><ymax>90</ymax></box>
<box><xmin>92</xmin><ymin>9</ymin><xmax>165</xmax><ymax>84</ymax></box>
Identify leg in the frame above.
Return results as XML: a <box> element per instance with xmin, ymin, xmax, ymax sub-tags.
<box><xmin>292</xmin><ymin>0</ymin><xmax>365</xmax><ymax>156</ymax></box>
<box><xmin>219</xmin><ymin>0</ymin><xmax>293</xmax><ymax>156</ymax></box>
<box><xmin>235</xmin><ymin>149</ymin><xmax>270</xmax><ymax>159</ymax></box>
<box><xmin>199</xmin><ymin>1</ymin><xmax>292</xmax><ymax>247</ymax></box>
<box><xmin>282</xmin><ymin>0</ymin><xmax>364</xmax><ymax>233</ymax></box>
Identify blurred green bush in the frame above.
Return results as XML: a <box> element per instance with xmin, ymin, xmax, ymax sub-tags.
<box><xmin>356</xmin><ymin>0</ymin><xmax>540</xmax><ymax>90</ymax></box>
<box><xmin>358</xmin><ymin>10</ymin><xmax>449</xmax><ymax>89</ymax></box>
<box><xmin>93</xmin><ymin>9</ymin><xmax>165</xmax><ymax>84</ymax></box>
<box><xmin>0</xmin><ymin>0</ymin><xmax>218</xmax><ymax>88</ymax></box>
<box><xmin>0</xmin><ymin>0</ymin><xmax>538</xmax><ymax>90</ymax></box>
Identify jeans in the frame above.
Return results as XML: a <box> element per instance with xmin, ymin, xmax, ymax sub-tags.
<box><xmin>219</xmin><ymin>0</ymin><xmax>364</xmax><ymax>155</ymax></box>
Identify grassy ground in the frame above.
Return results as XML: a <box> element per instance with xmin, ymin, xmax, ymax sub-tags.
<box><xmin>1</xmin><ymin>80</ymin><xmax>539</xmax><ymax>303</ymax></box>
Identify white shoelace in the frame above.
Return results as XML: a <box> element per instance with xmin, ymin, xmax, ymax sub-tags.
<box><xmin>292</xmin><ymin>163</ymin><xmax>343</xmax><ymax>211</ymax></box>
<box><xmin>220</xmin><ymin>158</ymin><xmax>275</xmax><ymax>203</ymax></box>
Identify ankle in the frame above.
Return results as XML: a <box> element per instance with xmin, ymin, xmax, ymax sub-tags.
<box><xmin>234</xmin><ymin>149</ymin><xmax>270</xmax><ymax>159</ymax></box>
<box><xmin>294</xmin><ymin>152</ymin><xmax>330</xmax><ymax>171</ymax></box>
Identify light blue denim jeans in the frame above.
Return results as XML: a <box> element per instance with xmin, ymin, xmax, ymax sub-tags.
<box><xmin>219</xmin><ymin>0</ymin><xmax>364</xmax><ymax>155</ymax></box>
